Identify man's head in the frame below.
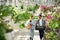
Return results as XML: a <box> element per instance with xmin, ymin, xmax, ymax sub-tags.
<box><xmin>39</xmin><ymin>14</ymin><xmax>42</xmax><ymax>19</ymax></box>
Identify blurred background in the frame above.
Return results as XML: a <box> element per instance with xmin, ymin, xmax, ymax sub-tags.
<box><xmin>0</xmin><ymin>0</ymin><xmax>60</xmax><ymax>40</ymax></box>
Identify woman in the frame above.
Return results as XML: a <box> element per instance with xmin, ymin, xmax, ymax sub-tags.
<box><xmin>27</xmin><ymin>15</ymin><xmax>36</xmax><ymax>40</ymax></box>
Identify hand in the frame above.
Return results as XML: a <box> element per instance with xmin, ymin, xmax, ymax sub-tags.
<box><xmin>30</xmin><ymin>24</ymin><xmax>32</xmax><ymax>26</ymax></box>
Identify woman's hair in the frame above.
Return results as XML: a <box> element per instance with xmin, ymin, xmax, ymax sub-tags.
<box><xmin>31</xmin><ymin>15</ymin><xmax>33</xmax><ymax>18</ymax></box>
<box><xmin>30</xmin><ymin>14</ymin><xmax>34</xmax><ymax>22</ymax></box>
<box><xmin>30</xmin><ymin>15</ymin><xmax>33</xmax><ymax>21</ymax></box>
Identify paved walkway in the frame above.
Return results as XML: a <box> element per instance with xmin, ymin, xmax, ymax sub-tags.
<box><xmin>5</xmin><ymin>28</ymin><xmax>43</xmax><ymax>40</ymax></box>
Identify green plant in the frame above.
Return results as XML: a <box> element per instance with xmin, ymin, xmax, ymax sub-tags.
<box><xmin>27</xmin><ymin>6</ymin><xmax>33</xmax><ymax>11</ymax></box>
<box><xmin>21</xmin><ymin>5</ymin><xmax>24</xmax><ymax>9</ymax></box>
<box><xmin>49</xmin><ymin>12</ymin><xmax>60</xmax><ymax>30</ymax></box>
<box><xmin>19</xmin><ymin>23</ymin><xmax>25</xmax><ymax>28</ymax></box>
<box><xmin>47</xmin><ymin>32</ymin><xmax>57</xmax><ymax>40</ymax></box>
<box><xmin>0</xmin><ymin>5</ymin><xmax>15</xmax><ymax>17</ymax></box>
<box><xmin>33</xmin><ymin>4</ymin><xmax>39</xmax><ymax>13</ymax></box>
<box><xmin>46</xmin><ymin>31</ymin><xmax>60</xmax><ymax>40</ymax></box>
<box><xmin>27</xmin><ymin>5</ymin><xmax>39</xmax><ymax>13</ymax></box>
<box><xmin>14</xmin><ymin>11</ymin><xmax>31</xmax><ymax>23</ymax></box>
<box><xmin>0</xmin><ymin>5</ymin><xmax>15</xmax><ymax>40</ymax></box>
<box><xmin>0</xmin><ymin>23</ymin><xmax>6</xmax><ymax>40</ymax></box>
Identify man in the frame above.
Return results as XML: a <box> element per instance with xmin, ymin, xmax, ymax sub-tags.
<box><xmin>39</xmin><ymin>14</ymin><xmax>46</xmax><ymax>40</ymax></box>
<box><xmin>36</xmin><ymin>14</ymin><xmax>46</xmax><ymax>40</ymax></box>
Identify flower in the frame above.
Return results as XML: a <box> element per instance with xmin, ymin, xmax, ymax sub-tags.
<box><xmin>47</xmin><ymin>14</ymin><xmax>52</xmax><ymax>19</ymax></box>
<box><xmin>40</xmin><ymin>5</ymin><xmax>53</xmax><ymax>13</ymax></box>
<box><xmin>41</xmin><ymin>5</ymin><xmax>47</xmax><ymax>11</ymax></box>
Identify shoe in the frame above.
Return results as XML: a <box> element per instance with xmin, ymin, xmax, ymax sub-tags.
<box><xmin>40</xmin><ymin>39</ymin><xmax>42</xmax><ymax>40</ymax></box>
<box><xmin>30</xmin><ymin>37</ymin><xmax>33</xmax><ymax>40</ymax></box>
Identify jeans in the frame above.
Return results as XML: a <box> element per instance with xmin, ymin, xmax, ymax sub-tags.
<box><xmin>30</xmin><ymin>29</ymin><xmax>34</xmax><ymax>40</ymax></box>
<box><xmin>39</xmin><ymin>30</ymin><xmax>44</xmax><ymax>39</ymax></box>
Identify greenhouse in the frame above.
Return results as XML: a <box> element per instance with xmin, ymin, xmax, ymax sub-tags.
<box><xmin>0</xmin><ymin>0</ymin><xmax>60</xmax><ymax>40</ymax></box>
